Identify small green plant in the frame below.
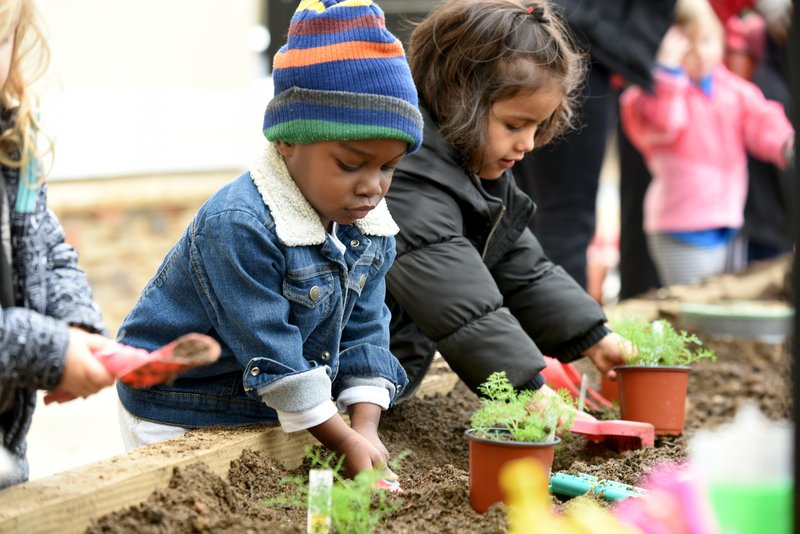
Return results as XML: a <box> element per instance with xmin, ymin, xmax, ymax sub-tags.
<box><xmin>264</xmin><ymin>447</ymin><xmax>406</xmax><ymax>534</ymax></box>
<box><xmin>611</xmin><ymin>315</ymin><xmax>716</xmax><ymax>366</ymax></box>
<box><xmin>470</xmin><ymin>371</ymin><xmax>575</xmax><ymax>443</ymax></box>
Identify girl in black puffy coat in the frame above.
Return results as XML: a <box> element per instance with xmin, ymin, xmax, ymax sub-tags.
<box><xmin>385</xmin><ymin>0</ymin><xmax>632</xmax><ymax>422</ymax></box>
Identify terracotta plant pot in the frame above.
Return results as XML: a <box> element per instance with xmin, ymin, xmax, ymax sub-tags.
<box><xmin>464</xmin><ymin>428</ymin><xmax>559</xmax><ymax>513</ymax></box>
<box><xmin>600</xmin><ymin>373</ymin><xmax>619</xmax><ymax>404</ymax></box>
<box><xmin>616</xmin><ymin>366</ymin><xmax>690</xmax><ymax>436</ymax></box>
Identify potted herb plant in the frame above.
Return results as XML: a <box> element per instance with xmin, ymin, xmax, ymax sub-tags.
<box><xmin>465</xmin><ymin>371</ymin><xmax>574</xmax><ymax>513</ymax></box>
<box><xmin>610</xmin><ymin>315</ymin><xmax>716</xmax><ymax>436</ymax></box>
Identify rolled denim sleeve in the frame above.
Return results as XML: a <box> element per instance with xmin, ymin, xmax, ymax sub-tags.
<box><xmin>334</xmin><ymin>237</ymin><xmax>408</xmax><ymax>405</ymax></box>
<box><xmin>257</xmin><ymin>365</ymin><xmax>338</xmax><ymax>431</ymax></box>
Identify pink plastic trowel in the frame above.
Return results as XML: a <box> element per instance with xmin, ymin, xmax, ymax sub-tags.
<box><xmin>569</xmin><ymin>418</ymin><xmax>655</xmax><ymax>451</ymax></box>
<box><xmin>541</xmin><ymin>356</ymin><xmax>614</xmax><ymax>411</ymax></box>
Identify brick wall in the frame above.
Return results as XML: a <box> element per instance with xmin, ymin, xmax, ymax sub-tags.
<box><xmin>49</xmin><ymin>172</ymin><xmax>234</xmax><ymax>337</ymax></box>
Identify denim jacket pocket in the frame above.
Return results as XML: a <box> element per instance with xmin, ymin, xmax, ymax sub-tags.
<box><xmin>283</xmin><ymin>268</ymin><xmax>336</xmax><ymax>317</ymax></box>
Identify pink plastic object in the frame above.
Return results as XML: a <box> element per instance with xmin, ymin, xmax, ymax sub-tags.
<box><xmin>44</xmin><ymin>333</ymin><xmax>221</xmax><ymax>404</ymax></box>
<box><xmin>541</xmin><ymin>356</ymin><xmax>614</xmax><ymax>411</ymax></box>
<box><xmin>570</xmin><ymin>418</ymin><xmax>655</xmax><ymax>451</ymax></box>
<box><xmin>375</xmin><ymin>479</ymin><xmax>404</xmax><ymax>493</ymax></box>
<box><xmin>614</xmin><ymin>463</ymin><xmax>719</xmax><ymax>534</ymax></box>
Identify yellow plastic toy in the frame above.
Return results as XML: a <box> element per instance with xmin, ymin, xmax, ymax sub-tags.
<box><xmin>499</xmin><ymin>458</ymin><xmax>643</xmax><ymax>534</ymax></box>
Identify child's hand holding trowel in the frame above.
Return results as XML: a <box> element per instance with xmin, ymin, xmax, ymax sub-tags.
<box><xmin>45</xmin><ymin>333</ymin><xmax>221</xmax><ymax>404</ymax></box>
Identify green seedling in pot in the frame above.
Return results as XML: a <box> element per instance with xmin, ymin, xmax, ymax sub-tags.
<box><xmin>611</xmin><ymin>315</ymin><xmax>716</xmax><ymax>367</ymax></box>
<box><xmin>470</xmin><ymin>371</ymin><xmax>576</xmax><ymax>443</ymax></box>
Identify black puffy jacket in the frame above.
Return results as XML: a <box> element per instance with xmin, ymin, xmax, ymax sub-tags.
<box><xmin>385</xmin><ymin>109</ymin><xmax>609</xmax><ymax>397</ymax></box>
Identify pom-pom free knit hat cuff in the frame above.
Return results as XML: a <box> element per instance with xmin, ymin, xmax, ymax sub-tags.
<box><xmin>263</xmin><ymin>0</ymin><xmax>423</xmax><ymax>153</ymax></box>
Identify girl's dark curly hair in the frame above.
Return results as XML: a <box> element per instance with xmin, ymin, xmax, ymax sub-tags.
<box><xmin>408</xmin><ymin>0</ymin><xmax>586</xmax><ymax>172</ymax></box>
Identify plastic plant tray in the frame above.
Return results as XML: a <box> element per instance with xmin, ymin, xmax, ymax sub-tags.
<box><xmin>548</xmin><ymin>472</ymin><xmax>648</xmax><ymax>501</ymax></box>
<box><xmin>679</xmin><ymin>300</ymin><xmax>794</xmax><ymax>344</ymax></box>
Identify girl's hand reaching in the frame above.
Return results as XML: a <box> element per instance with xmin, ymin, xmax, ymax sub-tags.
<box><xmin>582</xmin><ymin>332</ymin><xmax>635</xmax><ymax>380</ymax></box>
<box><xmin>58</xmin><ymin>327</ymin><xmax>115</xmax><ymax>399</ymax></box>
<box><xmin>529</xmin><ymin>384</ymin><xmax>596</xmax><ymax>437</ymax></box>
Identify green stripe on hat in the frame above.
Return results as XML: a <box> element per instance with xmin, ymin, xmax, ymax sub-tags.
<box><xmin>264</xmin><ymin>120</ymin><xmax>417</xmax><ymax>147</ymax></box>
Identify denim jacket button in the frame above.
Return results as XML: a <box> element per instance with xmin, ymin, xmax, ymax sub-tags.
<box><xmin>321</xmin><ymin>351</ymin><xmax>331</xmax><ymax>361</ymax></box>
<box><xmin>358</xmin><ymin>274</ymin><xmax>367</xmax><ymax>288</ymax></box>
<box><xmin>309</xmin><ymin>286</ymin><xmax>321</xmax><ymax>301</ymax></box>
<box><xmin>250</xmin><ymin>367</ymin><xmax>260</xmax><ymax>376</ymax></box>
<box><xmin>350</xmin><ymin>239</ymin><xmax>360</xmax><ymax>248</ymax></box>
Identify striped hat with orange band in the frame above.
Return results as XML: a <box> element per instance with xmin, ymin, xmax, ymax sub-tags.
<box><xmin>263</xmin><ymin>0</ymin><xmax>423</xmax><ymax>153</ymax></box>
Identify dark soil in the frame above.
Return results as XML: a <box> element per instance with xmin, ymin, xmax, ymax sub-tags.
<box><xmin>87</xmin><ymin>336</ymin><xmax>792</xmax><ymax>534</ymax></box>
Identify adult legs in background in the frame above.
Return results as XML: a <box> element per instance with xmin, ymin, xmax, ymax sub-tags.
<box><xmin>743</xmin><ymin>35</ymin><xmax>793</xmax><ymax>262</ymax></box>
<box><xmin>513</xmin><ymin>62</ymin><xmax>614</xmax><ymax>289</ymax></box>
<box><xmin>617</xmin><ymin>122</ymin><xmax>662</xmax><ymax>298</ymax></box>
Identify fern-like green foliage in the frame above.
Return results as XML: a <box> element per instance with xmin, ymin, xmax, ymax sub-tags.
<box><xmin>470</xmin><ymin>371</ymin><xmax>574</xmax><ymax>443</ymax></box>
<box><xmin>263</xmin><ymin>447</ymin><xmax>405</xmax><ymax>534</ymax></box>
<box><xmin>610</xmin><ymin>315</ymin><xmax>716</xmax><ymax>366</ymax></box>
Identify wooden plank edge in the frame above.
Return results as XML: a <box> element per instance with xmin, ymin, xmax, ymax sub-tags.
<box><xmin>0</xmin><ymin>369</ymin><xmax>460</xmax><ymax>533</ymax></box>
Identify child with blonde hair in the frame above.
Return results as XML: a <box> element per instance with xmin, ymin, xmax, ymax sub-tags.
<box><xmin>620</xmin><ymin>0</ymin><xmax>794</xmax><ymax>286</ymax></box>
<box><xmin>0</xmin><ymin>0</ymin><xmax>114</xmax><ymax>488</ymax></box>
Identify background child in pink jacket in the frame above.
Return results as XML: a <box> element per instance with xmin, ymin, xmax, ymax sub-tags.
<box><xmin>619</xmin><ymin>0</ymin><xmax>793</xmax><ymax>286</ymax></box>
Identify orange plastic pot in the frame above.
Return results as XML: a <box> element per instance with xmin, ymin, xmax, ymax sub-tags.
<box><xmin>465</xmin><ymin>428</ymin><xmax>559</xmax><ymax>513</ymax></box>
<box><xmin>616</xmin><ymin>366</ymin><xmax>690</xmax><ymax>436</ymax></box>
<box><xmin>600</xmin><ymin>373</ymin><xmax>619</xmax><ymax>403</ymax></box>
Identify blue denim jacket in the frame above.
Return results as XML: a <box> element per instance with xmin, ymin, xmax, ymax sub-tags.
<box><xmin>117</xmin><ymin>144</ymin><xmax>408</xmax><ymax>428</ymax></box>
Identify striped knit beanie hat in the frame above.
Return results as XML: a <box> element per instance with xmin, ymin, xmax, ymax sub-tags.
<box><xmin>263</xmin><ymin>0</ymin><xmax>423</xmax><ymax>153</ymax></box>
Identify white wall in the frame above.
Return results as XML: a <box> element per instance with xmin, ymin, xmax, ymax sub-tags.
<box><xmin>35</xmin><ymin>0</ymin><xmax>270</xmax><ymax>179</ymax></box>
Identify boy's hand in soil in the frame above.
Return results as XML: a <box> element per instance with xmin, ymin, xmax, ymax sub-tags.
<box><xmin>582</xmin><ymin>332</ymin><xmax>635</xmax><ymax>380</ymax></box>
<box><xmin>348</xmin><ymin>402</ymin><xmax>397</xmax><ymax>480</ymax></box>
<box><xmin>308</xmin><ymin>413</ymin><xmax>389</xmax><ymax>479</ymax></box>
<box><xmin>58</xmin><ymin>327</ymin><xmax>116</xmax><ymax>399</ymax></box>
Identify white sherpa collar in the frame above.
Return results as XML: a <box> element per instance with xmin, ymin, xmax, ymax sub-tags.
<box><xmin>249</xmin><ymin>143</ymin><xmax>399</xmax><ymax>247</ymax></box>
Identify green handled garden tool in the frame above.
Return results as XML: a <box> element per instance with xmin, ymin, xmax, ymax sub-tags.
<box><xmin>548</xmin><ymin>471</ymin><xmax>648</xmax><ymax>501</ymax></box>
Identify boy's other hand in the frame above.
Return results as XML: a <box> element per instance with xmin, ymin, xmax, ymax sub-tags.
<box><xmin>336</xmin><ymin>430</ymin><xmax>388</xmax><ymax>479</ymax></box>
<box><xmin>58</xmin><ymin>327</ymin><xmax>116</xmax><ymax>399</ymax></box>
<box><xmin>348</xmin><ymin>402</ymin><xmax>390</xmax><ymax>468</ymax></box>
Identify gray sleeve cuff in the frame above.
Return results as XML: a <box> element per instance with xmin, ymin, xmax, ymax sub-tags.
<box><xmin>257</xmin><ymin>365</ymin><xmax>332</xmax><ymax>413</ymax></box>
<box><xmin>276</xmin><ymin>401</ymin><xmax>338</xmax><ymax>433</ymax></box>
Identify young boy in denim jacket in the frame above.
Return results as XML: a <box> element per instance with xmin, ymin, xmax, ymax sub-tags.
<box><xmin>116</xmin><ymin>0</ymin><xmax>422</xmax><ymax>479</ymax></box>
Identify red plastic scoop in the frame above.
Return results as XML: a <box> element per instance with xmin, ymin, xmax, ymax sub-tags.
<box><xmin>541</xmin><ymin>356</ymin><xmax>614</xmax><ymax>411</ymax></box>
<box><xmin>569</xmin><ymin>418</ymin><xmax>655</xmax><ymax>451</ymax></box>
<box><xmin>44</xmin><ymin>333</ymin><xmax>221</xmax><ymax>404</ymax></box>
